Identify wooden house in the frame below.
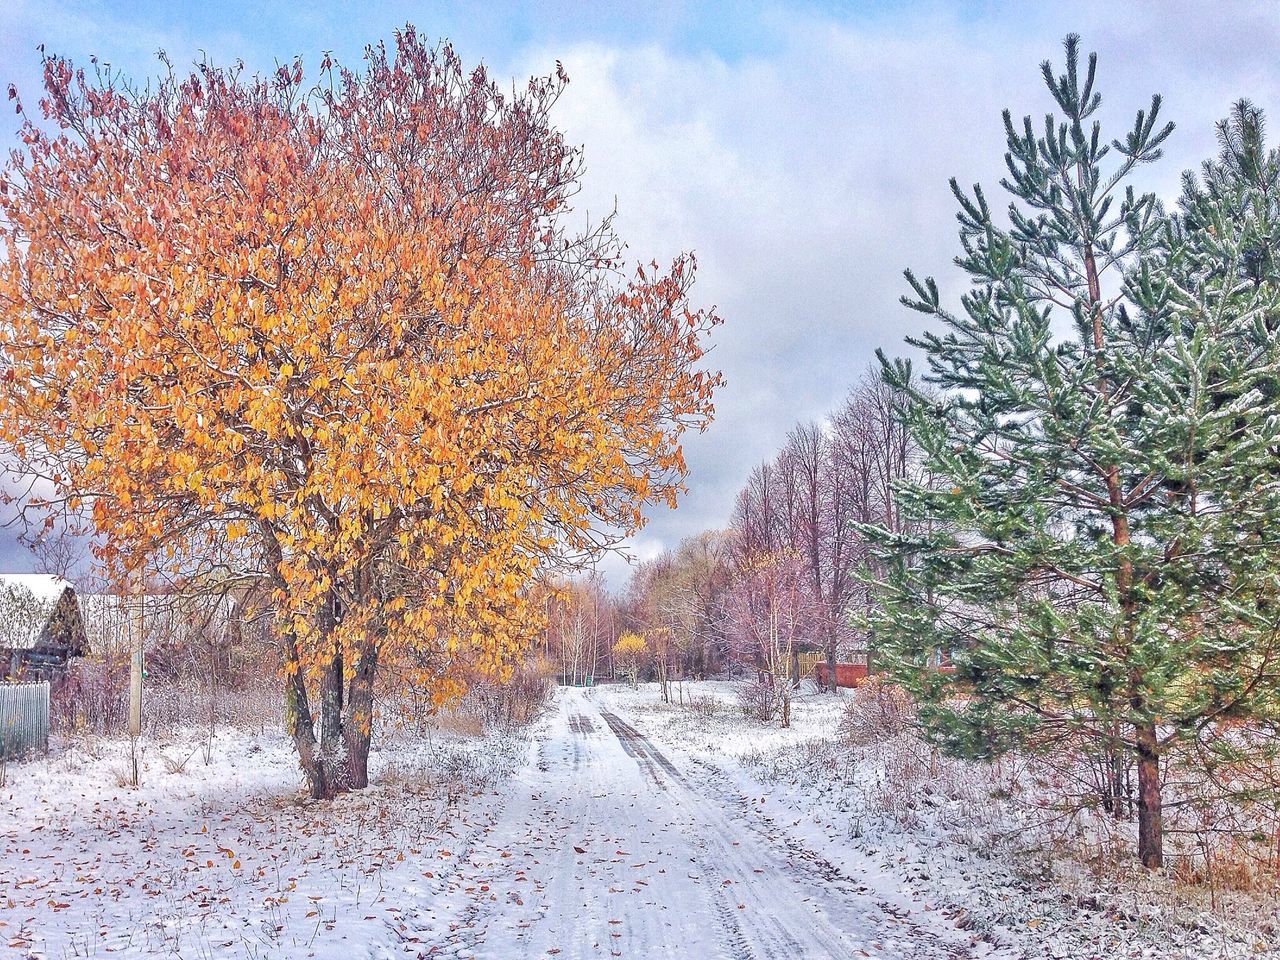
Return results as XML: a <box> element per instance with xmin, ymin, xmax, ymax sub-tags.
<box><xmin>0</xmin><ymin>574</ymin><xmax>89</xmax><ymax>680</ymax></box>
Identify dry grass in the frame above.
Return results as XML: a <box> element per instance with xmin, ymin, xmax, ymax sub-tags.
<box><xmin>686</xmin><ymin>694</ymin><xmax>722</xmax><ymax>719</ymax></box>
<box><xmin>160</xmin><ymin>746</ymin><xmax>199</xmax><ymax>775</ymax></box>
<box><xmin>430</xmin><ymin>708</ymin><xmax>487</xmax><ymax>738</ymax></box>
<box><xmin>827</xmin><ymin>679</ymin><xmax>1280</xmax><ymax>947</ymax></box>
<box><xmin>378</xmin><ymin>657</ymin><xmax>557</xmax><ymax>748</ymax></box>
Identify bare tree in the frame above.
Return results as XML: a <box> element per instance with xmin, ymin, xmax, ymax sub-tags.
<box><xmin>723</xmin><ymin>550</ymin><xmax>816</xmax><ymax>727</ymax></box>
<box><xmin>728</xmin><ymin>368</ymin><xmax>917</xmax><ymax>691</ymax></box>
<box><xmin>539</xmin><ymin>574</ymin><xmax>617</xmax><ymax>686</ymax></box>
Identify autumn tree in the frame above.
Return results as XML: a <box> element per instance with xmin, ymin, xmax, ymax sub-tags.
<box><xmin>0</xmin><ymin>30</ymin><xmax>720</xmax><ymax>798</ymax></box>
<box><xmin>622</xmin><ymin>530</ymin><xmax>734</xmax><ymax>697</ymax></box>
<box><xmin>624</xmin><ymin>553</ymin><xmax>681</xmax><ymax>702</ymax></box>
<box><xmin>612</xmin><ymin>630</ymin><xmax>647</xmax><ymax>687</ymax></box>
<box><xmin>657</xmin><ymin>531</ymin><xmax>733</xmax><ymax>677</ymax></box>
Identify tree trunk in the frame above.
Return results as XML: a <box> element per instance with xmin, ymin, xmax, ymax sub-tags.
<box><xmin>1135</xmin><ymin>721</ymin><xmax>1163</xmax><ymax>869</ymax></box>
<box><xmin>789</xmin><ymin>645</ymin><xmax>800</xmax><ymax>688</ymax></box>
<box><xmin>341</xmin><ymin>640</ymin><xmax>378</xmax><ymax>790</ymax></box>
<box><xmin>1085</xmin><ymin>241</ymin><xmax>1151</xmax><ymax>863</ymax></box>
<box><xmin>824</xmin><ymin>628</ymin><xmax>837</xmax><ymax>695</ymax></box>
<box><xmin>1108</xmin><ymin>722</ymin><xmax>1128</xmax><ymax>819</ymax></box>
<box><xmin>319</xmin><ymin>650</ymin><xmax>343</xmax><ymax>749</ymax></box>
<box><xmin>316</xmin><ymin>579</ymin><xmax>345</xmax><ymax>781</ymax></box>
<box><xmin>283</xmin><ymin>633</ymin><xmax>333</xmax><ymax>800</ymax></box>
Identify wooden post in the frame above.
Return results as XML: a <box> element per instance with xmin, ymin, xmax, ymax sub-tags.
<box><xmin>128</xmin><ymin>567</ymin><xmax>143</xmax><ymax>785</ymax></box>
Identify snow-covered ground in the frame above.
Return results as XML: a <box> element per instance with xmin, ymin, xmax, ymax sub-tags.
<box><xmin>2</xmin><ymin>682</ymin><xmax>1275</xmax><ymax>959</ymax></box>
<box><xmin>0</xmin><ymin>722</ymin><xmax>530</xmax><ymax>959</ymax></box>
<box><xmin>597</xmin><ymin>680</ymin><xmax>1277</xmax><ymax>960</ymax></box>
<box><xmin>427</xmin><ymin>685</ymin><xmax>980</xmax><ymax>959</ymax></box>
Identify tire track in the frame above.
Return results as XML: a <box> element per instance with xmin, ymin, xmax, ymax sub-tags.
<box><xmin>599</xmin><ymin>711</ymin><xmax>685</xmax><ymax>784</ymax></box>
<box><xmin>599</xmin><ymin>706</ymin><xmax>847</xmax><ymax>958</ymax></box>
<box><xmin>415</xmin><ymin>689</ymin><xmax>979</xmax><ymax>960</ymax></box>
<box><xmin>597</xmin><ymin>701</ymin><xmax>975</xmax><ymax>960</ymax></box>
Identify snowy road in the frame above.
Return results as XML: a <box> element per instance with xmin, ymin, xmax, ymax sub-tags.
<box><xmin>420</xmin><ymin>687</ymin><xmax>977</xmax><ymax>960</ymax></box>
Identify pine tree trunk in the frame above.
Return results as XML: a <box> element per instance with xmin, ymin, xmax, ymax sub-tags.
<box><xmin>1085</xmin><ymin>241</ymin><xmax>1154</xmax><ymax>863</ymax></box>
<box><xmin>1135</xmin><ymin>721</ymin><xmax>1163</xmax><ymax>869</ymax></box>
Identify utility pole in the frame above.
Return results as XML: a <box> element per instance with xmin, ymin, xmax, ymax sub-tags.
<box><xmin>128</xmin><ymin>566</ymin><xmax>144</xmax><ymax>786</ymax></box>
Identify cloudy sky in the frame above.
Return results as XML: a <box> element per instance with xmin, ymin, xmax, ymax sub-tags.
<box><xmin>3</xmin><ymin>0</ymin><xmax>1280</xmax><ymax>587</ymax></box>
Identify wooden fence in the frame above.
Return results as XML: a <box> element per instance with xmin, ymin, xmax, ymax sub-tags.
<box><xmin>0</xmin><ymin>680</ymin><xmax>49</xmax><ymax>758</ymax></box>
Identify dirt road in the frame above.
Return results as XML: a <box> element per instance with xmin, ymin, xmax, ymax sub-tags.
<box><xmin>417</xmin><ymin>687</ymin><xmax>977</xmax><ymax>960</ymax></box>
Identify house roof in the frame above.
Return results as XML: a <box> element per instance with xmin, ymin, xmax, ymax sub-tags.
<box><xmin>0</xmin><ymin>574</ymin><xmax>73</xmax><ymax>604</ymax></box>
<box><xmin>0</xmin><ymin>574</ymin><xmax>77</xmax><ymax>651</ymax></box>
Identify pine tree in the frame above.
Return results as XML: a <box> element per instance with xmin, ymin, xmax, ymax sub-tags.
<box><xmin>867</xmin><ymin>37</ymin><xmax>1280</xmax><ymax>869</ymax></box>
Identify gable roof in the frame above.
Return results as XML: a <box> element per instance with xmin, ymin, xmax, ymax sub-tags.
<box><xmin>0</xmin><ymin>574</ymin><xmax>78</xmax><ymax>651</ymax></box>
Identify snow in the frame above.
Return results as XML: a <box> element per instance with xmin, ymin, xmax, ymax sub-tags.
<box><xmin>1</xmin><ymin>681</ymin><xmax>1274</xmax><ymax>959</ymax></box>
<box><xmin>594</xmin><ymin>681</ymin><xmax>1277</xmax><ymax>960</ymax></box>
<box><xmin>0</xmin><ymin>577</ymin><xmax>72</xmax><ymax>608</ymax></box>
<box><xmin>0</xmin><ymin>724</ymin><xmax>529</xmax><ymax>958</ymax></box>
<box><xmin>424</xmin><ymin>686</ymin><xmax>979</xmax><ymax>959</ymax></box>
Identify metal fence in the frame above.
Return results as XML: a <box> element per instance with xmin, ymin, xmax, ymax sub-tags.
<box><xmin>0</xmin><ymin>681</ymin><xmax>49</xmax><ymax>758</ymax></box>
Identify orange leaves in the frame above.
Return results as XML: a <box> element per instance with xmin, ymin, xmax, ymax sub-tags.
<box><xmin>0</xmin><ymin>31</ymin><xmax>720</xmax><ymax>745</ymax></box>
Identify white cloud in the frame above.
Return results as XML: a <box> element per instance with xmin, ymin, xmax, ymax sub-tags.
<box><xmin>509</xmin><ymin>4</ymin><xmax>1280</xmax><ymax>588</ymax></box>
<box><xmin>6</xmin><ymin>1</ymin><xmax>1280</xmax><ymax>588</ymax></box>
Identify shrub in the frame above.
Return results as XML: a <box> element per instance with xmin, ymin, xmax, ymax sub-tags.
<box><xmin>455</xmin><ymin>656</ymin><xmax>556</xmax><ymax>732</ymax></box>
<box><xmin>838</xmin><ymin>677</ymin><xmax>917</xmax><ymax>748</ymax></box>
<box><xmin>736</xmin><ymin>677</ymin><xmax>778</xmax><ymax>723</ymax></box>
<box><xmin>51</xmin><ymin>652</ymin><xmax>282</xmax><ymax>739</ymax></box>
<box><xmin>51</xmin><ymin>652</ymin><xmax>130</xmax><ymax>735</ymax></box>
<box><xmin>687</xmin><ymin>694</ymin><xmax>721</xmax><ymax>719</ymax></box>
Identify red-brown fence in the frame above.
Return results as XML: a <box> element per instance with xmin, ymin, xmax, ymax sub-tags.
<box><xmin>813</xmin><ymin>662</ymin><xmax>869</xmax><ymax>688</ymax></box>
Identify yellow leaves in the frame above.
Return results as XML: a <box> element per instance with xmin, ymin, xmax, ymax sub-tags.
<box><xmin>0</xmin><ymin>40</ymin><xmax>720</xmax><ymax>741</ymax></box>
<box><xmin>613</xmin><ymin>631</ymin><xmax>648</xmax><ymax>658</ymax></box>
